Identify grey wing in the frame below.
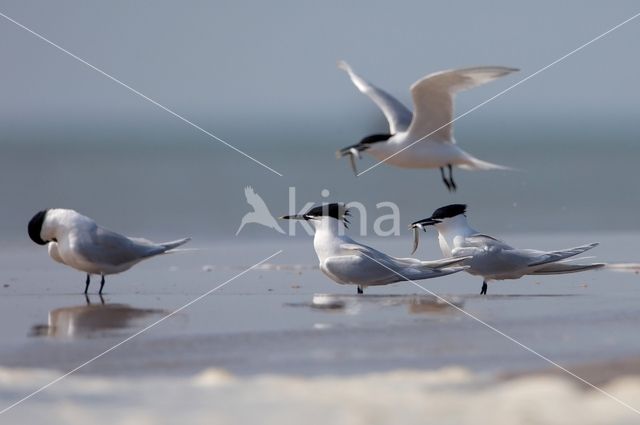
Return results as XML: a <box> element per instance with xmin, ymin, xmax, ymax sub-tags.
<box><xmin>341</xmin><ymin>242</ymin><xmax>413</xmax><ymax>268</ymax></box>
<box><xmin>527</xmin><ymin>243</ymin><xmax>599</xmax><ymax>267</ymax></box>
<box><xmin>323</xmin><ymin>254</ymin><xmax>401</xmax><ymax>285</ymax></box>
<box><xmin>342</xmin><ymin>242</ymin><xmax>465</xmax><ymax>269</ymax></box>
<box><xmin>340</xmin><ymin>243</ymin><xmax>467</xmax><ymax>279</ymax></box>
<box><xmin>338</xmin><ymin>61</ymin><xmax>413</xmax><ymax>133</ymax></box>
<box><xmin>463</xmin><ymin>234</ymin><xmax>513</xmax><ymax>250</ymax></box>
<box><xmin>78</xmin><ymin>227</ymin><xmax>166</xmax><ymax>266</ymax></box>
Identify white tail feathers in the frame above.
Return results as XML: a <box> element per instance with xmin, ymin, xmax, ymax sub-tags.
<box><xmin>458</xmin><ymin>156</ymin><xmax>516</xmax><ymax>171</ymax></box>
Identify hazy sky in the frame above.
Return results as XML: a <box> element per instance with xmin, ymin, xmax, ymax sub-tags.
<box><xmin>1</xmin><ymin>0</ymin><xmax>639</xmax><ymax>135</ymax></box>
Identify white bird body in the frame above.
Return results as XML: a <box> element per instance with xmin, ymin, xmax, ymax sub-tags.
<box><xmin>282</xmin><ymin>203</ymin><xmax>467</xmax><ymax>293</ymax></box>
<box><xmin>337</xmin><ymin>61</ymin><xmax>517</xmax><ymax>188</ymax></box>
<box><xmin>29</xmin><ymin>208</ymin><xmax>190</xmax><ymax>293</ymax></box>
<box><xmin>411</xmin><ymin>205</ymin><xmax>604</xmax><ymax>293</ymax></box>
<box><xmin>364</xmin><ymin>136</ymin><xmax>486</xmax><ymax>169</ymax></box>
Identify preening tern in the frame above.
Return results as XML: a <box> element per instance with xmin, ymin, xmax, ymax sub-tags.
<box><xmin>280</xmin><ymin>203</ymin><xmax>468</xmax><ymax>294</ymax></box>
<box><xmin>337</xmin><ymin>61</ymin><xmax>518</xmax><ymax>191</ymax></box>
<box><xmin>28</xmin><ymin>208</ymin><xmax>191</xmax><ymax>294</ymax></box>
<box><xmin>410</xmin><ymin>204</ymin><xmax>604</xmax><ymax>294</ymax></box>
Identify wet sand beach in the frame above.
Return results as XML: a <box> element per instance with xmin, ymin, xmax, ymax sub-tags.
<box><xmin>0</xmin><ymin>233</ymin><xmax>639</xmax><ymax>423</ymax></box>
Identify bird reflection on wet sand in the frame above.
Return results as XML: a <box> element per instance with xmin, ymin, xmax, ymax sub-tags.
<box><xmin>30</xmin><ymin>296</ymin><xmax>166</xmax><ymax>339</ymax></box>
<box><xmin>299</xmin><ymin>293</ymin><xmax>464</xmax><ymax>315</ymax></box>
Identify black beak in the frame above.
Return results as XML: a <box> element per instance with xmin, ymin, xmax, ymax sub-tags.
<box><xmin>410</xmin><ymin>217</ymin><xmax>440</xmax><ymax>229</ymax></box>
<box><xmin>280</xmin><ymin>214</ymin><xmax>307</xmax><ymax>220</ymax></box>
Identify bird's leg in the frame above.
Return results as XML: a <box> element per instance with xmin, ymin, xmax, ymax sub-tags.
<box><xmin>440</xmin><ymin>167</ymin><xmax>452</xmax><ymax>191</ymax></box>
<box><xmin>99</xmin><ymin>294</ymin><xmax>105</xmax><ymax>305</ymax></box>
<box><xmin>84</xmin><ymin>274</ymin><xmax>90</xmax><ymax>294</ymax></box>
<box><xmin>84</xmin><ymin>293</ymin><xmax>91</xmax><ymax>305</ymax></box>
<box><xmin>480</xmin><ymin>281</ymin><xmax>488</xmax><ymax>295</ymax></box>
<box><xmin>357</xmin><ymin>285</ymin><xmax>364</xmax><ymax>295</ymax></box>
<box><xmin>99</xmin><ymin>274</ymin><xmax>105</xmax><ymax>295</ymax></box>
<box><xmin>448</xmin><ymin>164</ymin><xmax>457</xmax><ymax>191</ymax></box>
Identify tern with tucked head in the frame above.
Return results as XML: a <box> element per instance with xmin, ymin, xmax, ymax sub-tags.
<box><xmin>410</xmin><ymin>204</ymin><xmax>604</xmax><ymax>294</ymax></box>
<box><xmin>28</xmin><ymin>208</ymin><xmax>191</xmax><ymax>294</ymax></box>
<box><xmin>281</xmin><ymin>203</ymin><xmax>468</xmax><ymax>294</ymax></box>
<box><xmin>337</xmin><ymin>61</ymin><xmax>518</xmax><ymax>191</ymax></box>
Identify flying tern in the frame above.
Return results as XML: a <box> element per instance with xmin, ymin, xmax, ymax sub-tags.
<box><xmin>280</xmin><ymin>203</ymin><xmax>468</xmax><ymax>294</ymax></box>
<box><xmin>28</xmin><ymin>208</ymin><xmax>191</xmax><ymax>294</ymax></box>
<box><xmin>336</xmin><ymin>61</ymin><xmax>518</xmax><ymax>191</ymax></box>
<box><xmin>410</xmin><ymin>204</ymin><xmax>604</xmax><ymax>294</ymax></box>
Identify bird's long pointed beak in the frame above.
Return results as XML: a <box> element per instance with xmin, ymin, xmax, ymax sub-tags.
<box><xmin>411</xmin><ymin>218</ymin><xmax>439</xmax><ymax>227</ymax></box>
<box><xmin>279</xmin><ymin>214</ymin><xmax>305</xmax><ymax>220</ymax></box>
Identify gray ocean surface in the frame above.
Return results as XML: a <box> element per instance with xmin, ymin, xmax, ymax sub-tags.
<box><xmin>1</xmin><ymin>115</ymin><xmax>638</xmax><ymax>242</ymax></box>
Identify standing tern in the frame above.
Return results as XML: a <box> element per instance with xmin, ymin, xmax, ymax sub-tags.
<box><xmin>28</xmin><ymin>208</ymin><xmax>191</xmax><ymax>294</ymax></box>
<box><xmin>336</xmin><ymin>61</ymin><xmax>518</xmax><ymax>191</ymax></box>
<box><xmin>410</xmin><ymin>204</ymin><xmax>604</xmax><ymax>294</ymax></box>
<box><xmin>280</xmin><ymin>203</ymin><xmax>468</xmax><ymax>294</ymax></box>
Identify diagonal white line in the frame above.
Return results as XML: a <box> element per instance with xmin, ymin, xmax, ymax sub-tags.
<box><xmin>0</xmin><ymin>250</ymin><xmax>283</xmax><ymax>415</ymax></box>
<box><xmin>356</xmin><ymin>250</ymin><xmax>640</xmax><ymax>416</ymax></box>
<box><xmin>0</xmin><ymin>11</ymin><xmax>283</xmax><ymax>177</ymax></box>
<box><xmin>356</xmin><ymin>10</ymin><xmax>640</xmax><ymax>176</ymax></box>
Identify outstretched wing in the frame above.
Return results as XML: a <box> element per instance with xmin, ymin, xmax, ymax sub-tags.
<box><xmin>338</xmin><ymin>60</ymin><xmax>413</xmax><ymax>133</ymax></box>
<box><xmin>406</xmin><ymin>66</ymin><xmax>518</xmax><ymax>143</ymax></box>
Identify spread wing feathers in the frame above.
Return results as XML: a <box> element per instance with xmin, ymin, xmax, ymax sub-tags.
<box><xmin>338</xmin><ymin>60</ymin><xmax>413</xmax><ymax>133</ymax></box>
<box><xmin>79</xmin><ymin>227</ymin><xmax>190</xmax><ymax>266</ymax></box>
<box><xmin>407</xmin><ymin>66</ymin><xmax>518</xmax><ymax>142</ymax></box>
<box><xmin>527</xmin><ymin>243</ymin><xmax>599</xmax><ymax>267</ymax></box>
<box><xmin>528</xmin><ymin>262</ymin><xmax>605</xmax><ymax>275</ymax></box>
<box><xmin>244</xmin><ymin>186</ymin><xmax>268</xmax><ymax>212</ymax></box>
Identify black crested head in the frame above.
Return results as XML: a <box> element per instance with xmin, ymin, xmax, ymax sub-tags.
<box><xmin>359</xmin><ymin>133</ymin><xmax>393</xmax><ymax>146</ymax></box>
<box><xmin>304</xmin><ymin>203</ymin><xmax>351</xmax><ymax>227</ymax></box>
<box><xmin>431</xmin><ymin>204</ymin><xmax>467</xmax><ymax>220</ymax></box>
<box><xmin>28</xmin><ymin>209</ymin><xmax>49</xmax><ymax>245</ymax></box>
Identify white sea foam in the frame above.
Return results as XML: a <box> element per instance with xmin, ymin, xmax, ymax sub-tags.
<box><xmin>0</xmin><ymin>367</ymin><xmax>639</xmax><ymax>424</ymax></box>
